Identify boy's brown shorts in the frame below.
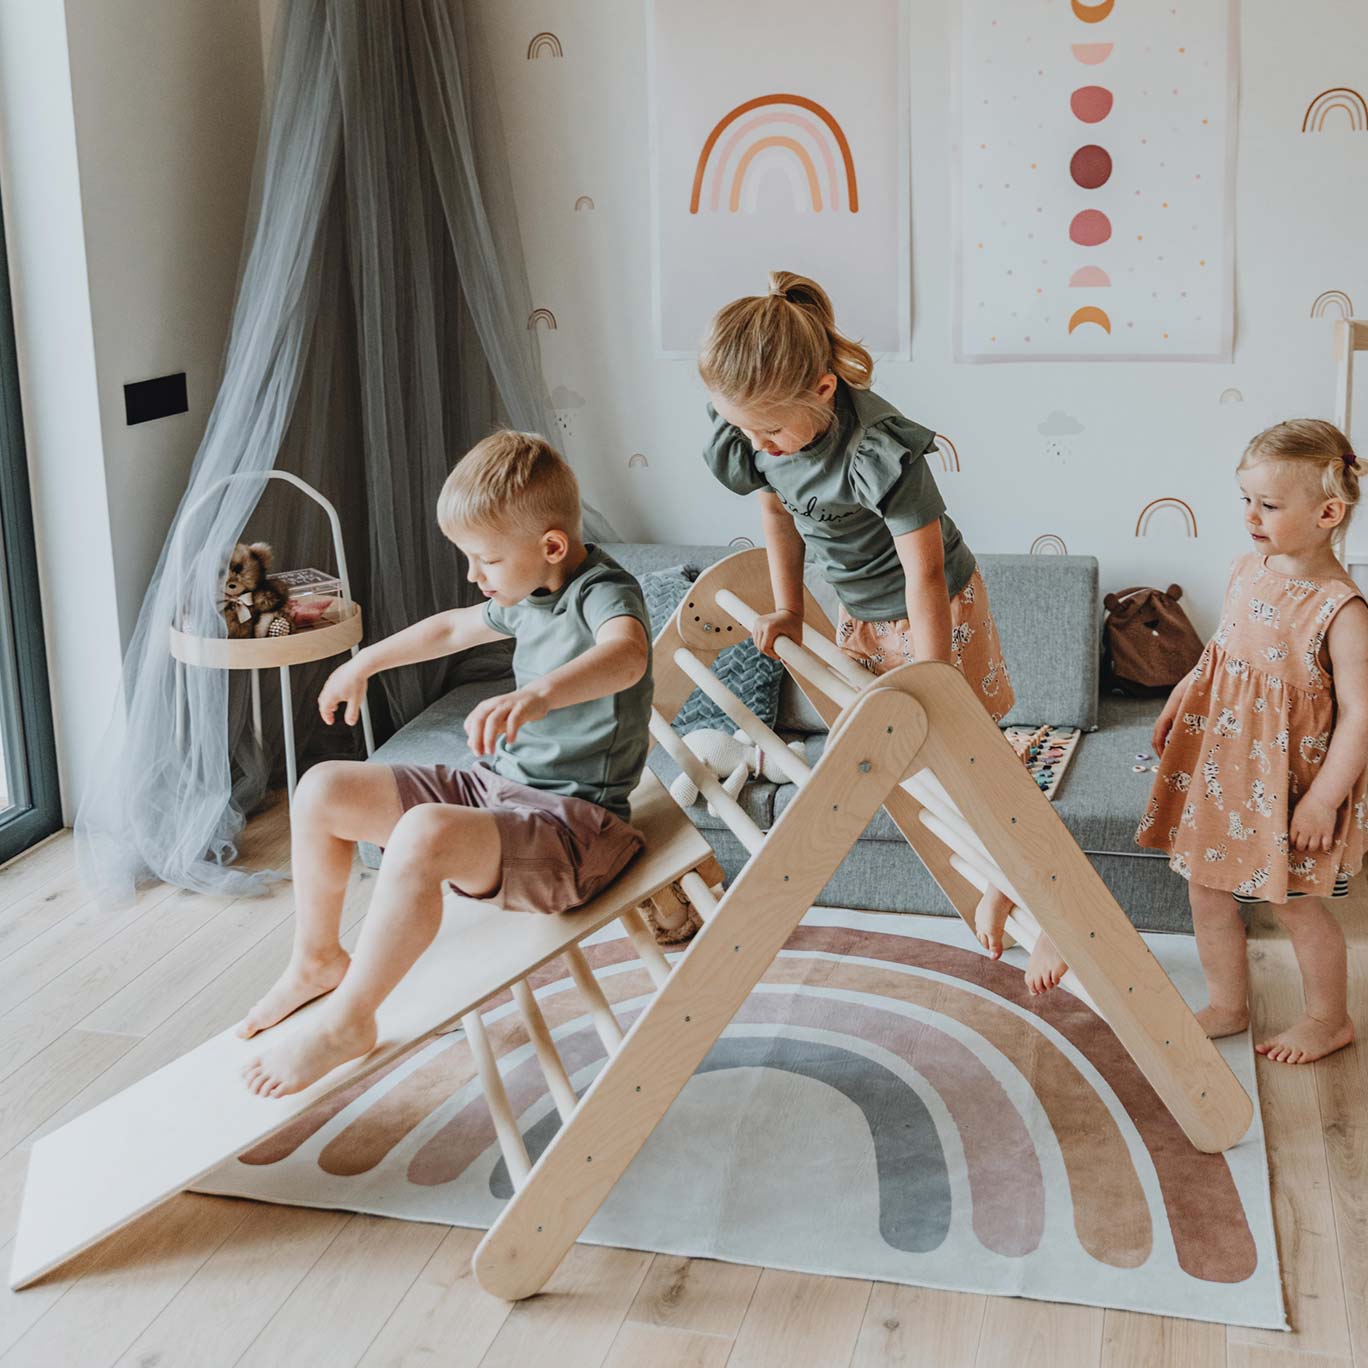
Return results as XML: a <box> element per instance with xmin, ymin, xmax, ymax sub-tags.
<box><xmin>387</xmin><ymin>762</ymin><xmax>645</xmax><ymax>915</ymax></box>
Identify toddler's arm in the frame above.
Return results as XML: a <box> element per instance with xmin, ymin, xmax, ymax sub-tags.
<box><xmin>752</xmin><ymin>491</ymin><xmax>807</xmax><ymax>658</ymax></box>
<box><xmin>893</xmin><ymin>524</ymin><xmax>952</xmax><ymax>665</ymax></box>
<box><xmin>1292</xmin><ymin>599</ymin><xmax>1368</xmax><ymax>851</ymax></box>
<box><xmin>1152</xmin><ymin>664</ymin><xmax>1200</xmax><ymax>754</ymax></box>
<box><xmin>467</xmin><ymin>616</ymin><xmax>650</xmax><ymax>756</ymax></box>
<box><xmin>319</xmin><ymin>605</ymin><xmax>506</xmax><ymax>725</ymax></box>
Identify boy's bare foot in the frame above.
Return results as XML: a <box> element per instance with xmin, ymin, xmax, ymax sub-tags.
<box><xmin>974</xmin><ymin>887</ymin><xmax>1013</xmax><ymax>959</ymax></box>
<box><xmin>242</xmin><ymin>1011</ymin><xmax>378</xmax><ymax>1097</ymax></box>
<box><xmin>1025</xmin><ymin>935</ymin><xmax>1067</xmax><ymax>995</ymax></box>
<box><xmin>237</xmin><ymin>949</ymin><xmax>351</xmax><ymax>1039</ymax></box>
<box><xmin>1195</xmin><ymin>1004</ymin><xmax>1249</xmax><ymax>1038</ymax></box>
<box><xmin>1255</xmin><ymin>1014</ymin><xmax>1354</xmax><ymax>1065</ymax></box>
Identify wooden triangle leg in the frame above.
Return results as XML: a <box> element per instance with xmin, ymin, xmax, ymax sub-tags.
<box><xmin>471</xmin><ymin>684</ymin><xmax>930</xmax><ymax>1301</ymax></box>
<box><xmin>674</xmin><ymin>551</ymin><xmax>1252</xmax><ymax>1157</ymax></box>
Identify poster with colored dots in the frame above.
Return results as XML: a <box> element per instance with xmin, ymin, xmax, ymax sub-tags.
<box><xmin>648</xmin><ymin>0</ymin><xmax>911</xmax><ymax>358</ymax></box>
<box><xmin>954</xmin><ymin>0</ymin><xmax>1237</xmax><ymax>362</ymax></box>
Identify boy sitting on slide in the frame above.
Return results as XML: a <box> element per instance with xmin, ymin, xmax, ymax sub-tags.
<box><xmin>239</xmin><ymin>432</ymin><xmax>653</xmax><ymax>1097</ymax></box>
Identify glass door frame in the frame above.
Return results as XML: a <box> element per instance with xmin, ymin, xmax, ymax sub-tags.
<box><xmin>0</xmin><ymin>192</ymin><xmax>61</xmax><ymax>863</ymax></box>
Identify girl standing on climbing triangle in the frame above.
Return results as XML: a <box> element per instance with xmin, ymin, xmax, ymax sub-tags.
<box><xmin>698</xmin><ymin>270</ymin><xmax>1066</xmax><ymax>993</ymax></box>
<box><xmin>1138</xmin><ymin>419</ymin><xmax>1368</xmax><ymax>1064</ymax></box>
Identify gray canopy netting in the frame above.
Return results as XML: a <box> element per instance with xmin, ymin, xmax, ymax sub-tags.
<box><xmin>75</xmin><ymin>0</ymin><xmax>611</xmax><ymax>902</ymax></box>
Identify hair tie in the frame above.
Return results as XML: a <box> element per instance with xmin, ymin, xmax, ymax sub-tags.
<box><xmin>1344</xmin><ymin>451</ymin><xmax>1359</xmax><ymax>470</ymax></box>
<box><xmin>767</xmin><ymin>285</ymin><xmax>788</xmax><ymax>299</ymax></box>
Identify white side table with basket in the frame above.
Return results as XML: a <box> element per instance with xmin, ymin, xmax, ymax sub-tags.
<box><xmin>169</xmin><ymin>471</ymin><xmax>375</xmax><ymax>805</ymax></box>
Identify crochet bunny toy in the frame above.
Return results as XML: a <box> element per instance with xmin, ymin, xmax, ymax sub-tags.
<box><xmin>669</xmin><ymin>727</ymin><xmax>806</xmax><ymax>813</ymax></box>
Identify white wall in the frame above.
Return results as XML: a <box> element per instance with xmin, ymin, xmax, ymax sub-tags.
<box><xmin>65</xmin><ymin>0</ymin><xmax>264</xmax><ymax>646</ymax></box>
<box><xmin>0</xmin><ymin>0</ymin><xmax>263</xmax><ymax>819</ymax></box>
<box><xmin>481</xmin><ymin>0</ymin><xmax>1368</xmax><ymax>637</ymax></box>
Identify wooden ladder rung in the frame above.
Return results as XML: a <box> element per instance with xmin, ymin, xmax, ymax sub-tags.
<box><xmin>511</xmin><ymin>979</ymin><xmax>579</xmax><ymax>1123</ymax></box>
<box><xmin>713</xmin><ymin>589</ymin><xmax>860</xmax><ymax>709</ymax></box>
<box><xmin>564</xmin><ymin>945</ymin><xmax>625</xmax><ymax>1051</ymax></box>
<box><xmin>679</xmin><ymin>870</ymin><xmax>720</xmax><ymax>922</ymax></box>
<box><xmin>617</xmin><ymin>906</ymin><xmax>673</xmax><ymax>987</ymax></box>
<box><xmin>650</xmin><ymin>708</ymin><xmax>766</xmax><ymax>854</ymax></box>
<box><xmin>672</xmin><ymin>648</ymin><xmax>813</xmax><ymax>789</ymax></box>
<box><xmin>462</xmin><ymin>1008</ymin><xmax>531</xmax><ymax>1187</ymax></box>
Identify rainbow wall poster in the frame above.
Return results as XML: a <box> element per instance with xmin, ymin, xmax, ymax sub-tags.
<box><xmin>955</xmin><ymin>0</ymin><xmax>1236</xmax><ymax>362</ymax></box>
<box><xmin>649</xmin><ymin>0</ymin><xmax>909</xmax><ymax>357</ymax></box>
<box><xmin>689</xmin><ymin>95</ymin><xmax>859</xmax><ymax>216</ymax></box>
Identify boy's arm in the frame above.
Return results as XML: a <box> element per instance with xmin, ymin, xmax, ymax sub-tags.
<box><xmin>467</xmin><ymin>616</ymin><xmax>650</xmax><ymax>756</ymax></box>
<box><xmin>359</xmin><ymin>603</ymin><xmax>507</xmax><ymax>673</ymax></box>
<box><xmin>320</xmin><ymin>604</ymin><xmax>507</xmax><ymax>726</ymax></box>
<box><xmin>1293</xmin><ymin>598</ymin><xmax>1368</xmax><ymax>850</ymax></box>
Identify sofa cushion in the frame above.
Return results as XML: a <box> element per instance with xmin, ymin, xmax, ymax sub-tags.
<box><xmin>979</xmin><ymin>555</ymin><xmax>1099</xmax><ymax>730</ymax></box>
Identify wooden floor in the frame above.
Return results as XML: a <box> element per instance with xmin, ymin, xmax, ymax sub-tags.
<box><xmin>0</xmin><ymin>799</ymin><xmax>1365</xmax><ymax>1367</ymax></box>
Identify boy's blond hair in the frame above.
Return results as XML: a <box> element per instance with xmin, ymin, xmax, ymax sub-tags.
<box><xmin>1239</xmin><ymin>419</ymin><xmax>1360</xmax><ymax>546</ymax></box>
<box><xmin>698</xmin><ymin>269</ymin><xmax>874</xmax><ymax>422</ymax></box>
<box><xmin>437</xmin><ymin>430</ymin><xmax>581</xmax><ymax>541</ymax></box>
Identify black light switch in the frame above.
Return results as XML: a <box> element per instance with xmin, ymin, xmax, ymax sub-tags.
<box><xmin>124</xmin><ymin>372</ymin><xmax>188</xmax><ymax>425</ymax></box>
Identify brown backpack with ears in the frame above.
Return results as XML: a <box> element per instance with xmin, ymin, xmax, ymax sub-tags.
<box><xmin>1102</xmin><ymin>584</ymin><xmax>1205</xmax><ymax>697</ymax></box>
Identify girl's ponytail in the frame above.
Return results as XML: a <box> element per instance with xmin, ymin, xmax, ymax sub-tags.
<box><xmin>765</xmin><ymin>271</ymin><xmax>874</xmax><ymax>391</ymax></box>
<box><xmin>699</xmin><ymin>269</ymin><xmax>873</xmax><ymax>416</ymax></box>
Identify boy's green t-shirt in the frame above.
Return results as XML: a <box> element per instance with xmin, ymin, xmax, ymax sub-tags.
<box><xmin>703</xmin><ymin>383</ymin><xmax>977</xmax><ymax>621</ymax></box>
<box><xmin>481</xmin><ymin>545</ymin><xmax>652</xmax><ymax>822</ymax></box>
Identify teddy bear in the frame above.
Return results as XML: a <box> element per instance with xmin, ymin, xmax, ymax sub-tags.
<box><xmin>668</xmin><ymin>727</ymin><xmax>806</xmax><ymax>813</ymax></box>
<box><xmin>222</xmin><ymin>542</ymin><xmax>292</xmax><ymax>640</ymax></box>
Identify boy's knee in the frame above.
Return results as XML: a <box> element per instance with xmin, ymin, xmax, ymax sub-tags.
<box><xmin>385</xmin><ymin>804</ymin><xmax>453</xmax><ymax>869</ymax></box>
<box><xmin>295</xmin><ymin>759</ymin><xmax>353</xmax><ymax>808</ymax></box>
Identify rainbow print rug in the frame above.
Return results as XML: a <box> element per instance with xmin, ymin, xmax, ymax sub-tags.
<box><xmin>197</xmin><ymin>910</ymin><xmax>1284</xmax><ymax>1328</ymax></box>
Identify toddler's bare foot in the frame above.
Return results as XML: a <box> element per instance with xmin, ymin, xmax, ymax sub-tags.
<box><xmin>1195</xmin><ymin>1004</ymin><xmax>1249</xmax><ymax>1039</ymax></box>
<box><xmin>1255</xmin><ymin>1014</ymin><xmax>1354</xmax><ymax>1065</ymax></box>
<box><xmin>242</xmin><ymin>1010</ymin><xmax>378</xmax><ymax>1097</ymax></box>
<box><xmin>237</xmin><ymin>949</ymin><xmax>351</xmax><ymax>1039</ymax></box>
<box><xmin>1025</xmin><ymin>935</ymin><xmax>1068</xmax><ymax>995</ymax></box>
<box><xmin>974</xmin><ymin>887</ymin><xmax>1013</xmax><ymax>959</ymax></box>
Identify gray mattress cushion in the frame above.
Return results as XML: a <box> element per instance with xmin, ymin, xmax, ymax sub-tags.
<box><xmin>675</xmin><ymin>694</ymin><xmax>1166</xmax><ymax>859</ymax></box>
<box><xmin>606</xmin><ymin>543</ymin><xmax>1100</xmax><ymax>732</ymax></box>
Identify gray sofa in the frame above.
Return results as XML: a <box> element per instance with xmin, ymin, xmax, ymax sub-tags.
<box><xmin>362</xmin><ymin>542</ymin><xmax>1189</xmax><ymax>934</ymax></box>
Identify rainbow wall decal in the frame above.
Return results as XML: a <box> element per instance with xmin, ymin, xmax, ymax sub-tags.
<box><xmin>1302</xmin><ymin>87</ymin><xmax>1368</xmax><ymax>132</ymax></box>
<box><xmin>1136</xmin><ymin>497</ymin><xmax>1199</xmax><ymax>538</ymax></box>
<box><xmin>933</xmin><ymin>435</ymin><xmax>960</xmax><ymax>473</ymax></box>
<box><xmin>1031</xmin><ymin>534</ymin><xmax>1069</xmax><ymax>555</ymax></box>
<box><xmin>1219</xmin><ymin>387</ymin><xmax>1244</xmax><ymax>405</ymax></box>
<box><xmin>689</xmin><ymin>94</ymin><xmax>858</xmax><ymax>215</ymax></box>
<box><xmin>627</xmin><ymin>452</ymin><xmax>649</xmax><ymax>469</ymax></box>
<box><xmin>526</xmin><ymin>32</ymin><xmax>563</xmax><ymax>60</ymax></box>
<box><xmin>1310</xmin><ymin>289</ymin><xmax>1354</xmax><ymax>319</ymax></box>
<box><xmin>527</xmin><ymin>308</ymin><xmax>557</xmax><ymax>332</ymax></box>
<box><xmin>573</xmin><ymin>196</ymin><xmax>596</xmax><ymax>213</ymax></box>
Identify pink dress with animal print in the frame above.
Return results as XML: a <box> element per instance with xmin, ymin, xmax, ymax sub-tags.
<box><xmin>1135</xmin><ymin>553</ymin><xmax>1368</xmax><ymax>902</ymax></box>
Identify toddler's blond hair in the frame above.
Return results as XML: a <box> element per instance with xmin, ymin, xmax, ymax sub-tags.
<box><xmin>1239</xmin><ymin>419</ymin><xmax>1360</xmax><ymax>545</ymax></box>
<box><xmin>698</xmin><ymin>270</ymin><xmax>873</xmax><ymax>421</ymax></box>
<box><xmin>437</xmin><ymin>430</ymin><xmax>581</xmax><ymax>542</ymax></box>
